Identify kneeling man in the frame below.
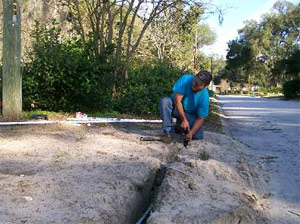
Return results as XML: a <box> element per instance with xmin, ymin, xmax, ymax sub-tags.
<box><xmin>159</xmin><ymin>71</ymin><xmax>212</xmax><ymax>143</ymax></box>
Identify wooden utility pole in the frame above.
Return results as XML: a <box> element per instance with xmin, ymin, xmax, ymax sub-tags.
<box><xmin>2</xmin><ymin>0</ymin><xmax>22</xmax><ymax>117</ymax></box>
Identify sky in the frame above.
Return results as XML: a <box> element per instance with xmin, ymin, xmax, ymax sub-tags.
<box><xmin>201</xmin><ymin>0</ymin><xmax>299</xmax><ymax>58</ymax></box>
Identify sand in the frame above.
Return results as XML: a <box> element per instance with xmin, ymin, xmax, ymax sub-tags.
<box><xmin>0</xmin><ymin>123</ymin><xmax>271</xmax><ymax>223</ymax></box>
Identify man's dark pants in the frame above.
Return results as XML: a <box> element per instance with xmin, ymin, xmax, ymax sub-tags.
<box><xmin>159</xmin><ymin>97</ymin><xmax>204</xmax><ymax>140</ymax></box>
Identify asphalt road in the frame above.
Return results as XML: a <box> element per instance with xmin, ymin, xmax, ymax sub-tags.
<box><xmin>218</xmin><ymin>95</ymin><xmax>300</xmax><ymax>224</ymax></box>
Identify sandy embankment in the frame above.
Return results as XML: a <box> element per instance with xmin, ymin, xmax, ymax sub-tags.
<box><xmin>0</xmin><ymin>124</ymin><xmax>270</xmax><ymax>223</ymax></box>
<box><xmin>148</xmin><ymin>132</ymin><xmax>270</xmax><ymax>224</ymax></box>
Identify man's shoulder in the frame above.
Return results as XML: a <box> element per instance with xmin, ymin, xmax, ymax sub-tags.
<box><xmin>178</xmin><ymin>74</ymin><xmax>194</xmax><ymax>84</ymax></box>
<box><xmin>181</xmin><ymin>74</ymin><xmax>194</xmax><ymax>79</ymax></box>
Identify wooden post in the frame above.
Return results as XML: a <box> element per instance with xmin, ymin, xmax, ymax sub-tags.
<box><xmin>2</xmin><ymin>0</ymin><xmax>22</xmax><ymax>117</ymax></box>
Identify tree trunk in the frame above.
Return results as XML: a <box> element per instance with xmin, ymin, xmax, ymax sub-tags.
<box><xmin>2</xmin><ymin>0</ymin><xmax>22</xmax><ymax>118</ymax></box>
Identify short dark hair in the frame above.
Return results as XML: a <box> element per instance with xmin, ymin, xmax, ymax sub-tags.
<box><xmin>196</xmin><ymin>71</ymin><xmax>212</xmax><ymax>85</ymax></box>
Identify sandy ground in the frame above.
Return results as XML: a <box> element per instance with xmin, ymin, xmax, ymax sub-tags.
<box><xmin>0</xmin><ymin>123</ymin><xmax>271</xmax><ymax>224</ymax></box>
<box><xmin>148</xmin><ymin>132</ymin><xmax>270</xmax><ymax>224</ymax></box>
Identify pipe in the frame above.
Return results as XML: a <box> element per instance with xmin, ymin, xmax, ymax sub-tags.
<box><xmin>136</xmin><ymin>204</ymin><xmax>153</xmax><ymax>224</ymax></box>
<box><xmin>0</xmin><ymin>118</ymin><xmax>162</xmax><ymax>126</ymax></box>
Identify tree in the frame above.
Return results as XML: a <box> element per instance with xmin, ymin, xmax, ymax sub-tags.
<box><xmin>64</xmin><ymin>0</ymin><xmax>185</xmax><ymax>90</ymax></box>
<box><xmin>2</xmin><ymin>0</ymin><xmax>22</xmax><ymax>117</ymax></box>
<box><xmin>142</xmin><ymin>2</ymin><xmax>215</xmax><ymax>70</ymax></box>
<box><xmin>225</xmin><ymin>0</ymin><xmax>300</xmax><ymax>88</ymax></box>
<box><xmin>281</xmin><ymin>48</ymin><xmax>300</xmax><ymax>78</ymax></box>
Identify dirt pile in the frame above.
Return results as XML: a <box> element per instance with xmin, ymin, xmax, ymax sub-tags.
<box><xmin>0</xmin><ymin>124</ymin><xmax>169</xmax><ymax>223</ymax></box>
<box><xmin>0</xmin><ymin>124</ymin><xmax>270</xmax><ymax>223</ymax></box>
<box><xmin>148</xmin><ymin>132</ymin><xmax>270</xmax><ymax>224</ymax></box>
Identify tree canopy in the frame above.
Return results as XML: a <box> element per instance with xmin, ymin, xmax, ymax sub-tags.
<box><xmin>224</xmin><ymin>0</ymin><xmax>300</xmax><ymax>88</ymax></box>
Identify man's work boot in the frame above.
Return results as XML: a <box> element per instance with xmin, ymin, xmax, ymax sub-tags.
<box><xmin>161</xmin><ymin>133</ymin><xmax>172</xmax><ymax>144</ymax></box>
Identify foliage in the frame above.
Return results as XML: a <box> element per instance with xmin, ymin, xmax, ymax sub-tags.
<box><xmin>21</xmin><ymin>21</ymin><xmax>188</xmax><ymax>116</ymax></box>
<box><xmin>22</xmin><ymin>21</ymin><xmax>114</xmax><ymax>112</ymax></box>
<box><xmin>2</xmin><ymin>0</ymin><xmax>224</xmax><ymax>116</ymax></box>
<box><xmin>224</xmin><ymin>1</ymin><xmax>300</xmax><ymax>88</ymax></box>
<box><xmin>283</xmin><ymin>80</ymin><xmax>300</xmax><ymax>99</ymax></box>
<box><xmin>143</xmin><ymin>3</ymin><xmax>215</xmax><ymax>71</ymax></box>
<box><xmin>63</xmin><ymin>0</ymin><xmax>211</xmax><ymax>88</ymax></box>
<box><xmin>280</xmin><ymin>48</ymin><xmax>300</xmax><ymax>78</ymax></box>
<box><xmin>213</xmin><ymin>75</ymin><xmax>221</xmax><ymax>85</ymax></box>
<box><xmin>23</xmin><ymin>110</ymin><xmax>71</xmax><ymax>121</ymax></box>
<box><xmin>204</xmin><ymin>101</ymin><xmax>222</xmax><ymax>133</ymax></box>
<box><xmin>115</xmin><ymin>60</ymin><xmax>184</xmax><ymax>116</ymax></box>
<box><xmin>256</xmin><ymin>86</ymin><xmax>283</xmax><ymax>95</ymax></box>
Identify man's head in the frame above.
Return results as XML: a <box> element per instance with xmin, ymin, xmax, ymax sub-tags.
<box><xmin>192</xmin><ymin>70</ymin><xmax>212</xmax><ymax>92</ymax></box>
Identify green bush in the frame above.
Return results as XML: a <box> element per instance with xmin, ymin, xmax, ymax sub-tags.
<box><xmin>257</xmin><ymin>87</ymin><xmax>267</xmax><ymax>95</ymax></box>
<box><xmin>208</xmin><ymin>89</ymin><xmax>216</xmax><ymax>96</ymax></box>
<box><xmin>21</xmin><ymin>21</ymin><xmax>187</xmax><ymax>116</ymax></box>
<box><xmin>283</xmin><ymin>80</ymin><xmax>300</xmax><ymax>99</ymax></box>
<box><xmin>115</xmin><ymin>60</ymin><xmax>184</xmax><ymax>116</ymax></box>
<box><xmin>257</xmin><ymin>86</ymin><xmax>282</xmax><ymax>95</ymax></box>
<box><xmin>23</xmin><ymin>21</ymin><xmax>113</xmax><ymax>112</ymax></box>
<box><xmin>269</xmin><ymin>86</ymin><xmax>283</xmax><ymax>94</ymax></box>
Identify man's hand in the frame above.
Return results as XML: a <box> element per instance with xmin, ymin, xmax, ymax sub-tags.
<box><xmin>185</xmin><ymin>132</ymin><xmax>193</xmax><ymax>142</ymax></box>
<box><xmin>181</xmin><ymin>119</ymin><xmax>189</xmax><ymax>131</ymax></box>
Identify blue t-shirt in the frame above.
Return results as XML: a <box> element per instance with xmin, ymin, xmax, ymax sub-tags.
<box><xmin>171</xmin><ymin>74</ymin><xmax>210</xmax><ymax>118</ymax></box>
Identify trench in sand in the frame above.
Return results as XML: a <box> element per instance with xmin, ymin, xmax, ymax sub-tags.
<box><xmin>0</xmin><ymin>124</ymin><xmax>269</xmax><ymax>223</ymax></box>
<box><xmin>132</xmin><ymin>133</ymin><xmax>270</xmax><ymax>224</ymax></box>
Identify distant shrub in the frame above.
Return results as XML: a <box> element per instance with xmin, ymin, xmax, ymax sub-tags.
<box><xmin>257</xmin><ymin>87</ymin><xmax>268</xmax><ymax>95</ymax></box>
<box><xmin>20</xmin><ymin>21</ymin><xmax>191</xmax><ymax>116</ymax></box>
<box><xmin>22</xmin><ymin>21</ymin><xmax>113</xmax><ymax>112</ymax></box>
<box><xmin>283</xmin><ymin>80</ymin><xmax>300</xmax><ymax>99</ymax></box>
<box><xmin>269</xmin><ymin>86</ymin><xmax>283</xmax><ymax>94</ymax></box>
<box><xmin>115</xmin><ymin>60</ymin><xmax>184</xmax><ymax>116</ymax></box>
<box><xmin>208</xmin><ymin>89</ymin><xmax>215</xmax><ymax>97</ymax></box>
<box><xmin>257</xmin><ymin>86</ymin><xmax>282</xmax><ymax>95</ymax></box>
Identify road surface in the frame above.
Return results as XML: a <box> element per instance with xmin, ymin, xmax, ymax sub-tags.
<box><xmin>218</xmin><ymin>95</ymin><xmax>300</xmax><ymax>224</ymax></box>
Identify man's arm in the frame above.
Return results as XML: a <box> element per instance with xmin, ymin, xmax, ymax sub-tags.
<box><xmin>174</xmin><ymin>93</ymin><xmax>189</xmax><ymax>130</ymax></box>
<box><xmin>186</xmin><ymin>117</ymin><xmax>205</xmax><ymax>141</ymax></box>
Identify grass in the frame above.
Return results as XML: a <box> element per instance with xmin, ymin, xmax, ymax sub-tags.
<box><xmin>261</xmin><ymin>94</ymin><xmax>285</xmax><ymax>99</ymax></box>
<box><xmin>0</xmin><ymin>110</ymin><xmax>72</xmax><ymax>122</ymax></box>
<box><xmin>204</xmin><ymin>99</ymin><xmax>223</xmax><ymax>133</ymax></box>
<box><xmin>90</xmin><ymin>110</ymin><xmax>158</xmax><ymax>120</ymax></box>
<box><xmin>90</xmin><ymin>110</ymin><xmax>122</xmax><ymax>118</ymax></box>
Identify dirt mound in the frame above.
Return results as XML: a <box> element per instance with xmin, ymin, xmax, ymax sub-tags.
<box><xmin>0</xmin><ymin>124</ymin><xmax>167</xmax><ymax>223</ymax></box>
<box><xmin>0</xmin><ymin>124</ymin><xmax>270</xmax><ymax>223</ymax></box>
<box><xmin>148</xmin><ymin>132</ymin><xmax>270</xmax><ymax>224</ymax></box>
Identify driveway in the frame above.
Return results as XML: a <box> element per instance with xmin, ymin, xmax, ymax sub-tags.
<box><xmin>218</xmin><ymin>95</ymin><xmax>300</xmax><ymax>224</ymax></box>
